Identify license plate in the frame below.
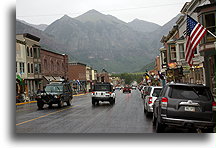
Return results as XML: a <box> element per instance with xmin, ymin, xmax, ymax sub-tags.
<box><xmin>185</xmin><ymin>106</ymin><xmax>195</xmax><ymax>112</ymax></box>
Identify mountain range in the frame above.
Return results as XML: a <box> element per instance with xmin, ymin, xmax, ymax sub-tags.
<box><xmin>16</xmin><ymin>9</ymin><xmax>180</xmax><ymax>73</ymax></box>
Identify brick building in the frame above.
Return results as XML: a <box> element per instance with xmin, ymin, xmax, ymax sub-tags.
<box><xmin>40</xmin><ymin>49</ymin><xmax>68</xmax><ymax>87</ymax></box>
<box><xmin>68</xmin><ymin>62</ymin><xmax>87</xmax><ymax>92</ymax></box>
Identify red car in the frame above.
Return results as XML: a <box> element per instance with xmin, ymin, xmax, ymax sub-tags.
<box><xmin>123</xmin><ymin>87</ymin><xmax>131</xmax><ymax>93</ymax></box>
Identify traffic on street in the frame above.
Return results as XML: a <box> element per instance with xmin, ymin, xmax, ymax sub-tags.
<box><xmin>16</xmin><ymin>86</ymin><xmax>215</xmax><ymax>133</ymax></box>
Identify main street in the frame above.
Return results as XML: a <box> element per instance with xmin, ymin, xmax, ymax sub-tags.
<box><xmin>16</xmin><ymin>89</ymin><xmax>195</xmax><ymax>133</ymax></box>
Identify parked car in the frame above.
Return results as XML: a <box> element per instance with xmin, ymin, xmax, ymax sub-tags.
<box><xmin>123</xmin><ymin>86</ymin><xmax>132</xmax><ymax>93</ymax></box>
<box><xmin>153</xmin><ymin>83</ymin><xmax>216</xmax><ymax>133</ymax></box>
<box><xmin>132</xmin><ymin>86</ymin><xmax>136</xmax><ymax>90</ymax></box>
<box><xmin>138</xmin><ymin>85</ymin><xmax>144</xmax><ymax>91</ymax></box>
<box><xmin>142</xmin><ymin>86</ymin><xmax>151</xmax><ymax>99</ymax></box>
<box><xmin>92</xmin><ymin>82</ymin><xmax>116</xmax><ymax>105</ymax></box>
<box><xmin>36</xmin><ymin>81</ymin><xmax>73</xmax><ymax>109</ymax></box>
<box><xmin>115</xmin><ymin>86</ymin><xmax>122</xmax><ymax>90</ymax></box>
<box><xmin>141</xmin><ymin>86</ymin><xmax>146</xmax><ymax>98</ymax></box>
<box><xmin>144</xmin><ymin>86</ymin><xmax>162</xmax><ymax>116</ymax></box>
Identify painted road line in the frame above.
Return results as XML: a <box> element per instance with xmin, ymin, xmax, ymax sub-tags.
<box><xmin>16</xmin><ymin>105</ymin><xmax>78</xmax><ymax>126</ymax></box>
<box><xmin>16</xmin><ymin>101</ymin><xmax>37</xmax><ymax>106</ymax></box>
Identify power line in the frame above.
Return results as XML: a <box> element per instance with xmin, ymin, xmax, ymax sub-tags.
<box><xmin>17</xmin><ymin>2</ymin><xmax>185</xmax><ymax>18</ymax></box>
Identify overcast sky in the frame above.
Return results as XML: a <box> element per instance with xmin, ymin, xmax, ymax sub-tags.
<box><xmin>16</xmin><ymin>0</ymin><xmax>189</xmax><ymax>26</ymax></box>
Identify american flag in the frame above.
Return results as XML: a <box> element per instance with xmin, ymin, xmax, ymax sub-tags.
<box><xmin>185</xmin><ymin>15</ymin><xmax>207</xmax><ymax>66</ymax></box>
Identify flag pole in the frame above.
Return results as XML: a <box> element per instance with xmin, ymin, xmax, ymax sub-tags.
<box><xmin>207</xmin><ymin>30</ymin><xmax>216</xmax><ymax>39</ymax></box>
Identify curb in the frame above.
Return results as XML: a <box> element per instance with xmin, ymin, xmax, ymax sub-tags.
<box><xmin>16</xmin><ymin>93</ymin><xmax>90</xmax><ymax>106</ymax></box>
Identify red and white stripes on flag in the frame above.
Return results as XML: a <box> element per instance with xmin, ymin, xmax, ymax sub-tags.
<box><xmin>185</xmin><ymin>15</ymin><xmax>207</xmax><ymax>66</ymax></box>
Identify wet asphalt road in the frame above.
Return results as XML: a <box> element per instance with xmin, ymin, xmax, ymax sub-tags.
<box><xmin>16</xmin><ymin>89</ymin><xmax>196</xmax><ymax>133</ymax></box>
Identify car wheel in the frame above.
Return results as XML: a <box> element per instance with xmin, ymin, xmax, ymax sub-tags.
<box><xmin>92</xmin><ymin>99</ymin><xmax>96</xmax><ymax>106</ymax></box>
<box><xmin>37</xmin><ymin>101</ymin><xmax>44</xmax><ymax>110</ymax></box>
<box><xmin>58</xmin><ymin>99</ymin><xmax>64</xmax><ymax>108</ymax></box>
<box><xmin>202</xmin><ymin>128</ymin><xmax>214</xmax><ymax>133</ymax></box>
<box><xmin>66</xmin><ymin>97</ymin><xmax>72</xmax><ymax>106</ymax></box>
<box><xmin>48</xmin><ymin>103</ymin><xmax>52</xmax><ymax>108</ymax></box>
<box><xmin>152</xmin><ymin>113</ymin><xmax>156</xmax><ymax>126</ymax></box>
<box><xmin>156</xmin><ymin>117</ymin><xmax>165</xmax><ymax>133</ymax></box>
<box><xmin>110</xmin><ymin>98</ymin><xmax>115</xmax><ymax>105</ymax></box>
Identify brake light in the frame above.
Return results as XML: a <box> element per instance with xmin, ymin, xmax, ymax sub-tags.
<box><xmin>212</xmin><ymin>101</ymin><xmax>216</xmax><ymax>111</ymax></box>
<box><xmin>161</xmin><ymin>97</ymin><xmax>168</xmax><ymax>108</ymax></box>
<box><xmin>107</xmin><ymin>92</ymin><xmax>112</xmax><ymax>94</ymax></box>
<box><xmin>148</xmin><ymin>97</ymin><xmax>152</xmax><ymax>104</ymax></box>
<box><xmin>92</xmin><ymin>92</ymin><xmax>95</xmax><ymax>95</ymax></box>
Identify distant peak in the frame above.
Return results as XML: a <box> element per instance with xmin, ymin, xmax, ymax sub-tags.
<box><xmin>87</xmin><ymin>9</ymin><xmax>101</xmax><ymax>14</ymax></box>
<box><xmin>61</xmin><ymin>14</ymin><xmax>71</xmax><ymax>19</ymax></box>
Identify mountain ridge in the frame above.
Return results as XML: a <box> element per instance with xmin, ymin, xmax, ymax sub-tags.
<box><xmin>16</xmin><ymin>10</ymin><xmax>180</xmax><ymax>73</ymax></box>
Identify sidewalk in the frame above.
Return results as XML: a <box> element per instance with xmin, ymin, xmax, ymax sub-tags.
<box><xmin>16</xmin><ymin>92</ymin><xmax>90</xmax><ymax>106</ymax></box>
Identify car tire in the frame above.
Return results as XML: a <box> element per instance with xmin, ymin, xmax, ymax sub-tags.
<box><xmin>58</xmin><ymin>99</ymin><xmax>64</xmax><ymax>108</ymax></box>
<box><xmin>37</xmin><ymin>101</ymin><xmax>44</xmax><ymax>110</ymax></box>
<box><xmin>92</xmin><ymin>99</ymin><xmax>96</xmax><ymax>106</ymax></box>
<box><xmin>202</xmin><ymin>128</ymin><xmax>214</xmax><ymax>133</ymax></box>
<box><xmin>110</xmin><ymin>98</ymin><xmax>115</xmax><ymax>105</ymax></box>
<box><xmin>66</xmin><ymin>97</ymin><xmax>72</xmax><ymax>106</ymax></box>
<box><xmin>48</xmin><ymin>103</ymin><xmax>52</xmax><ymax>108</ymax></box>
<box><xmin>152</xmin><ymin>113</ymin><xmax>156</xmax><ymax>126</ymax></box>
<box><xmin>156</xmin><ymin>117</ymin><xmax>165</xmax><ymax>133</ymax></box>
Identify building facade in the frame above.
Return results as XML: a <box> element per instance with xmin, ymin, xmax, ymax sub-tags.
<box><xmin>16</xmin><ymin>33</ymin><xmax>42</xmax><ymax>98</ymax></box>
<box><xmin>195</xmin><ymin>1</ymin><xmax>216</xmax><ymax>97</ymax></box>
<box><xmin>40</xmin><ymin>48</ymin><xmax>68</xmax><ymax>87</ymax></box>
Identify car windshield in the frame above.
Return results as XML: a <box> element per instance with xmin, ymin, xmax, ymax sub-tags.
<box><xmin>45</xmin><ymin>85</ymin><xmax>63</xmax><ymax>92</ymax></box>
<box><xmin>94</xmin><ymin>85</ymin><xmax>111</xmax><ymax>91</ymax></box>
<box><xmin>169</xmin><ymin>85</ymin><xmax>212</xmax><ymax>100</ymax></box>
<box><xmin>152</xmin><ymin>88</ymin><xmax>162</xmax><ymax>97</ymax></box>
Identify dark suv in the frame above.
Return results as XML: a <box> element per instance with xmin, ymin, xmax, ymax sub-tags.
<box><xmin>153</xmin><ymin>83</ymin><xmax>216</xmax><ymax>133</ymax></box>
<box><xmin>36</xmin><ymin>82</ymin><xmax>73</xmax><ymax>109</ymax></box>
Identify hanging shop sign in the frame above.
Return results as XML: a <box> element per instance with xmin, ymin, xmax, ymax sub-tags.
<box><xmin>168</xmin><ymin>62</ymin><xmax>177</xmax><ymax>68</ymax></box>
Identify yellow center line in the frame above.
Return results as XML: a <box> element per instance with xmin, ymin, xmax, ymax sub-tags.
<box><xmin>16</xmin><ymin>105</ymin><xmax>77</xmax><ymax>126</ymax></box>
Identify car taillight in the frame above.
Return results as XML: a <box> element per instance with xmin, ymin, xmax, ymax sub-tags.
<box><xmin>161</xmin><ymin>97</ymin><xmax>168</xmax><ymax>108</ymax></box>
<box><xmin>107</xmin><ymin>92</ymin><xmax>112</xmax><ymax>94</ymax></box>
<box><xmin>92</xmin><ymin>92</ymin><xmax>95</xmax><ymax>95</ymax></box>
<box><xmin>148</xmin><ymin>97</ymin><xmax>152</xmax><ymax>104</ymax></box>
<box><xmin>212</xmin><ymin>101</ymin><xmax>216</xmax><ymax>111</ymax></box>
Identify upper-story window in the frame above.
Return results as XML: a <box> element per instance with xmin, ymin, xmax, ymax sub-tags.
<box><xmin>19</xmin><ymin>62</ymin><xmax>25</xmax><ymax>74</ymax></box>
<box><xmin>204</xmin><ymin>12</ymin><xmax>215</xmax><ymax>43</ymax></box>
<box><xmin>179</xmin><ymin>43</ymin><xmax>185</xmax><ymax>59</ymax></box>
<box><xmin>33</xmin><ymin>48</ymin><xmax>37</xmax><ymax>58</ymax></box>
<box><xmin>170</xmin><ymin>44</ymin><xmax>176</xmax><ymax>61</ymax></box>
<box><xmin>26</xmin><ymin>47</ymin><xmax>30</xmax><ymax>56</ymax></box>
<box><xmin>51</xmin><ymin>60</ymin><xmax>54</xmax><ymax>72</ymax></box>
<box><xmin>44</xmin><ymin>59</ymin><xmax>47</xmax><ymax>71</ymax></box>
<box><xmin>27</xmin><ymin>63</ymin><xmax>30</xmax><ymax>73</ymax></box>
<box><xmin>30</xmin><ymin>47</ymin><xmax>33</xmax><ymax>57</ymax></box>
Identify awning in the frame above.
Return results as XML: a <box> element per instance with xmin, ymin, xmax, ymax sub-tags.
<box><xmin>53</xmin><ymin>76</ymin><xmax>63</xmax><ymax>81</ymax></box>
<box><xmin>43</xmin><ymin>76</ymin><xmax>55</xmax><ymax>82</ymax></box>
